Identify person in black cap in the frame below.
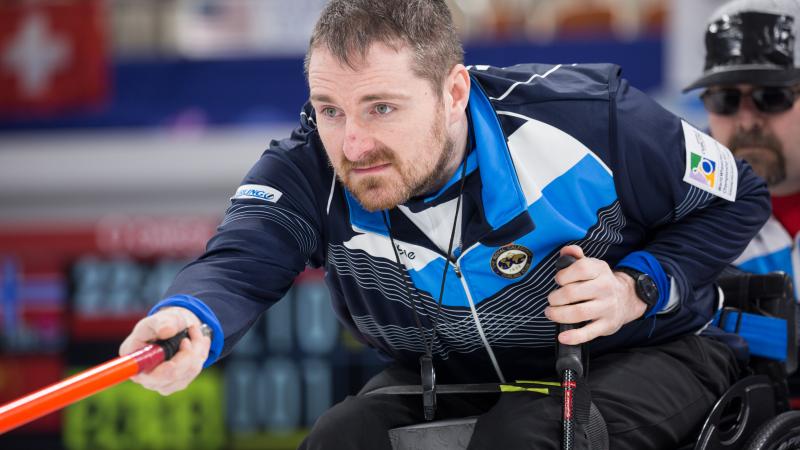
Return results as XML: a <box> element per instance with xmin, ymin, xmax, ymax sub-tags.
<box><xmin>686</xmin><ymin>0</ymin><xmax>800</xmax><ymax>291</ymax></box>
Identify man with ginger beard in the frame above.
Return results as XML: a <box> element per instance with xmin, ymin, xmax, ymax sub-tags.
<box><xmin>118</xmin><ymin>0</ymin><xmax>770</xmax><ymax>448</ymax></box>
<box><xmin>685</xmin><ymin>0</ymin><xmax>800</xmax><ymax>295</ymax></box>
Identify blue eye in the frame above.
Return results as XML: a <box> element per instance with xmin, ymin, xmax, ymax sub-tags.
<box><xmin>374</xmin><ymin>104</ymin><xmax>394</xmax><ymax>114</ymax></box>
<box><xmin>321</xmin><ymin>107</ymin><xmax>338</xmax><ymax>118</ymax></box>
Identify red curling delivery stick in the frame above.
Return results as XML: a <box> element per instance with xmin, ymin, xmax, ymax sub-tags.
<box><xmin>0</xmin><ymin>324</ymin><xmax>210</xmax><ymax>434</ymax></box>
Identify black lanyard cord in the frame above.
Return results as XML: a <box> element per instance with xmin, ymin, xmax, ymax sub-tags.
<box><xmin>382</xmin><ymin>155</ymin><xmax>470</xmax><ymax>421</ymax></box>
<box><xmin>381</xmin><ymin>156</ymin><xmax>469</xmax><ymax>360</ymax></box>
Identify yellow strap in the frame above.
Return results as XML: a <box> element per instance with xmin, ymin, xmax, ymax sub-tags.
<box><xmin>499</xmin><ymin>385</ymin><xmax>550</xmax><ymax>394</ymax></box>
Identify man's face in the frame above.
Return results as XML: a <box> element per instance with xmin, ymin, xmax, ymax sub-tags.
<box><xmin>307</xmin><ymin>43</ymin><xmax>456</xmax><ymax>212</ymax></box>
<box><xmin>706</xmin><ymin>83</ymin><xmax>800</xmax><ymax>195</ymax></box>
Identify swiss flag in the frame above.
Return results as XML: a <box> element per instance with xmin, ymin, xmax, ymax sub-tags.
<box><xmin>0</xmin><ymin>0</ymin><xmax>109</xmax><ymax>117</ymax></box>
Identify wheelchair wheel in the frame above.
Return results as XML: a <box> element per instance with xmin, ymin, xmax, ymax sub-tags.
<box><xmin>745</xmin><ymin>411</ymin><xmax>800</xmax><ymax>450</ymax></box>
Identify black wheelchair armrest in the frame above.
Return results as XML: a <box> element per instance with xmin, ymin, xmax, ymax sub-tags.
<box><xmin>717</xmin><ymin>272</ymin><xmax>798</xmax><ymax>375</ymax></box>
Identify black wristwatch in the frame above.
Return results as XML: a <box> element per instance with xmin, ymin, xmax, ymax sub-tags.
<box><xmin>615</xmin><ymin>267</ymin><xmax>659</xmax><ymax>316</ymax></box>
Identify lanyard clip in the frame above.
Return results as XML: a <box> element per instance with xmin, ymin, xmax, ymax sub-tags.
<box><xmin>420</xmin><ymin>354</ymin><xmax>437</xmax><ymax>421</ymax></box>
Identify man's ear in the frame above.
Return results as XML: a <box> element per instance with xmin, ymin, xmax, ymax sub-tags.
<box><xmin>444</xmin><ymin>64</ymin><xmax>471</xmax><ymax>125</ymax></box>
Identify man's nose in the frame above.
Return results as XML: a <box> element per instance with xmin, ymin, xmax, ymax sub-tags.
<box><xmin>342</xmin><ymin>118</ymin><xmax>374</xmax><ymax>161</ymax></box>
<box><xmin>733</xmin><ymin>94</ymin><xmax>766</xmax><ymax>130</ymax></box>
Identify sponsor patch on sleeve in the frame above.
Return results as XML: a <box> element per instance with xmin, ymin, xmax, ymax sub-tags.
<box><xmin>231</xmin><ymin>184</ymin><xmax>283</xmax><ymax>203</ymax></box>
<box><xmin>681</xmin><ymin>120</ymin><xmax>738</xmax><ymax>201</ymax></box>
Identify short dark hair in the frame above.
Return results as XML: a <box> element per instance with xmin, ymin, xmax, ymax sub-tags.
<box><xmin>305</xmin><ymin>0</ymin><xmax>464</xmax><ymax>94</ymax></box>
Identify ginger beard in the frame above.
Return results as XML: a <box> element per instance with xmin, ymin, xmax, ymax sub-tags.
<box><xmin>729</xmin><ymin>126</ymin><xmax>787</xmax><ymax>187</ymax></box>
<box><xmin>333</xmin><ymin>109</ymin><xmax>456</xmax><ymax>211</ymax></box>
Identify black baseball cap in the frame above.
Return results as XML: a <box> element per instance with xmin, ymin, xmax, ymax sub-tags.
<box><xmin>684</xmin><ymin>0</ymin><xmax>800</xmax><ymax>92</ymax></box>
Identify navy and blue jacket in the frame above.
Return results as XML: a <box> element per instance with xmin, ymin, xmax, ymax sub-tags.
<box><xmin>152</xmin><ymin>63</ymin><xmax>770</xmax><ymax>383</ymax></box>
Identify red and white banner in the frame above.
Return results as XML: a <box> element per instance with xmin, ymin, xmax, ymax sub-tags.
<box><xmin>0</xmin><ymin>0</ymin><xmax>109</xmax><ymax>117</ymax></box>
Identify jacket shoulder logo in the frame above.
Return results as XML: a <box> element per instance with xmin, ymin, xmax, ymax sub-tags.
<box><xmin>490</xmin><ymin>244</ymin><xmax>532</xmax><ymax>279</ymax></box>
<box><xmin>231</xmin><ymin>184</ymin><xmax>283</xmax><ymax>203</ymax></box>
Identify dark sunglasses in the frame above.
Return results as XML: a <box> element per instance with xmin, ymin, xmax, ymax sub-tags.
<box><xmin>700</xmin><ymin>86</ymin><xmax>800</xmax><ymax>115</ymax></box>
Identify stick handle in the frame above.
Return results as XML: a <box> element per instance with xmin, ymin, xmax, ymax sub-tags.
<box><xmin>554</xmin><ymin>254</ymin><xmax>580</xmax><ymax>450</ymax></box>
<box><xmin>554</xmin><ymin>255</ymin><xmax>583</xmax><ymax>377</ymax></box>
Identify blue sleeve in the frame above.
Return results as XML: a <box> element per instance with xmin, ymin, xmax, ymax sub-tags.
<box><xmin>615</xmin><ymin>250</ymin><xmax>670</xmax><ymax>317</ymax></box>
<box><xmin>149</xmin><ymin>295</ymin><xmax>224</xmax><ymax>367</ymax></box>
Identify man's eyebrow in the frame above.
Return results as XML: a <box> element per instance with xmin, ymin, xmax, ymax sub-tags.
<box><xmin>310</xmin><ymin>92</ymin><xmax>412</xmax><ymax>104</ymax></box>
<box><xmin>310</xmin><ymin>94</ymin><xmax>335</xmax><ymax>104</ymax></box>
<box><xmin>359</xmin><ymin>92</ymin><xmax>411</xmax><ymax>103</ymax></box>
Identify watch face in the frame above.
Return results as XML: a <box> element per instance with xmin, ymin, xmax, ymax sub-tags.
<box><xmin>637</xmin><ymin>275</ymin><xmax>659</xmax><ymax>305</ymax></box>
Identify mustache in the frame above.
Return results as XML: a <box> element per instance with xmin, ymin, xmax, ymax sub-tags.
<box><xmin>339</xmin><ymin>146</ymin><xmax>396</xmax><ymax>171</ymax></box>
<box><xmin>728</xmin><ymin>127</ymin><xmax>783</xmax><ymax>156</ymax></box>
